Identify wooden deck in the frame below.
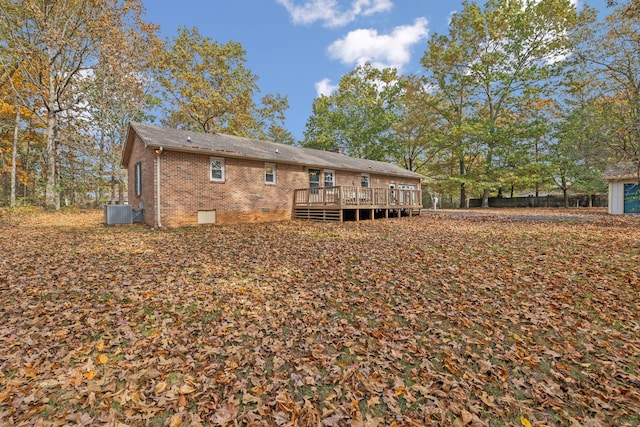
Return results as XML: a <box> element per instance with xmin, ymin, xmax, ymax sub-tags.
<box><xmin>293</xmin><ymin>186</ymin><xmax>422</xmax><ymax>221</ymax></box>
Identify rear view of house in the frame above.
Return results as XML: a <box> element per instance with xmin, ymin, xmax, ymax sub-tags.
<box><xmin>121</xmin><ymin>122</ymin><xmax>424</xmax><ymax>227</ymax></box>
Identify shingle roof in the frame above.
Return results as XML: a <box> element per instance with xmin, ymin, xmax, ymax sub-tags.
<box><xmin>122</xmin><ymin>122</ymin><xmax>425</xmax><ymax>179</ymax></box>
<box><xmin>603</xmin><ymin>161</ymin><xmax>640</xmax><ymax>180</ymax></box>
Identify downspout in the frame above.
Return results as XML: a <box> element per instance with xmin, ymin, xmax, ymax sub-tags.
<box><xmin>156</xmin><ymin>147</ymin><xmax>163</xmax><ymax>227</ymax></box>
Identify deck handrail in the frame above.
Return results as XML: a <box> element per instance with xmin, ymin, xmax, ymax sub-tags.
<box><xmin>294</xmin><ymin>186</ymin><xmax>421</xmax><ymax>208</ymax></box>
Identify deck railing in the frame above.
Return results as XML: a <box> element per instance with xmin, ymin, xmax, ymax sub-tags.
<box><xmin>294</xmin><ymin>186</ymin><xmax>422</xmax><ymax>208</ymax></box>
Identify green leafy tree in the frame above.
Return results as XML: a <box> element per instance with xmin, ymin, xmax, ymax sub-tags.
<box><xmin>513</xmin><ymin>99</ymin><xmax>555</xmax><ymax>197</ymax></box>
<box><xmin>422</xmin><ymin>0</ymin><xmax>580</xmax><ymax>207</ymax></box>
<box><xmin>253</xmin><ymin>93</ymin><xmax>295</xmax><ymax>144</ymax></box>
<box><xmin>302</xmin><ymin>63</ymin><xmax>404</xmax><ymax>161</ymax></box>
<box><xmin>420</xmin><ymin>5</ymin><xmax>491</xmax><ymax>207</ymax></box>
<box><xmin>550</xmin><ymin>112</ymin><xmax>608</xmax><ymax>207</ymax></box>
<box><xmin>551</xmin><ymin>68</ymin><xmax>612</xmax><ymax>206</ymax></box>
<box><xmin>391</xmin><ymin>76</ymin><xmax>445</xmax><ymax>174</ymax></box>
<box><xmin>155</xmin><ymin>27</ymin><xmax>290</xmax><ymax>139</ymax></box>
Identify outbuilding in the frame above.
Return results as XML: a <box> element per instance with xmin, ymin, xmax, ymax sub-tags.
<box><xmin>603</xmin><ymin>162</ymin><xmax>640</xmax><ymax>214</ymax></box>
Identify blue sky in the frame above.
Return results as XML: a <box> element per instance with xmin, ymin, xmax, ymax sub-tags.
<box><xmin>143</xmin><ymin>0</ymin><xmax>607</xmax><ymax>141</ymax></box>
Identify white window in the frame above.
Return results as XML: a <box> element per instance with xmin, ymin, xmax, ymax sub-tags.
<box><xmin>309</xmin><ymin>169</ymin><xmax>320</xmax><ymax>188</ymax></box>
<box><xmin>265</xmin><ymin>163</ymin><xmax>276</xmax><ymax>184</ymax></box>
<box><xmin>324</xmin><ymin>170</ymin><xmax>335</xmax><ymax>187</ymax></box>
<box><xmin>134</xmin><ymin>161</ymin><xmax>142</xmax><ymax>196</ymax></box>
<box><xmin>210</xmin><ymin>157</ymin><xmax>225</xmax><ymax>182</ymax></box>
<box><xmin>361</xmin><ymin>174</ymin><xmax>370</xmax><ymax>188</ymax></box>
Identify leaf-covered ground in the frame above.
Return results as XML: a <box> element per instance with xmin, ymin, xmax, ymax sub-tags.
<box><xmin>1</xmin><ymin>208</ymin><xmax>639</xmax><ymax>426</ymax></box>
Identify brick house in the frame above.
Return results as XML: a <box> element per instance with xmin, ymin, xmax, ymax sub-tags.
<box><xmin>121</xmin><ymin>122</ymin><xmax>424</xmax><ymax>227</ymax></box>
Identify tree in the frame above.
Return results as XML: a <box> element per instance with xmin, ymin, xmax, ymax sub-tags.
<box><xmin>0</xmin><ymin>62</ymin><xmax>43</xmax><ymax>207</ymax></box>
<box><xmin>0</xmin><ymin>0</ymin><xmax>157</xmax><ymax>210</ymax></box>
<box><xmin>302</xmin><ymin>63</ymin><xmax>404</xmax><ymax>161</ymax></box>
<box><xmin>81</xmin><ymin>21</ymin><xmax>160</xmax><ymax>204</ymax></box>
<box><xmin>421</xmin><ymin>0</ymin><xmax>580</xmax><ymax>207</ymax></box>
<box><xmin>253</xmin><ymin>93</ymin><xmax>295</xmax><ymax>144</ymax></box>
<box><xmin>391</xmin><ymin>75</ymin><xmax>455</xmax><ymax>186</ymax></box>
<box><xmin>420</xmin><ymin>17</ymin><xmax>486</xmax><ymax>207</ymax></box>
<box><xmin>550</xmin><ymin>106</ymin><xmax>608</xmax><ymax>207</ymax></box>
<box><xmin>575</xmin><ymin>1</ymin><xmax>640</xmax><ymax>165</ymax></box>
<box><xmin>550</xmin><ymin>55</ymin><xmax>611</xmax><ymax>207</ymax></box>
<box><xmin>606</xmin><ymin>0</ymin><xmax>640</xmax><ymax>14</ymax></box>
<box><xmin>511</xmin><ymin>98</ymin><xmax>555</xmax><ymax>197</ymax></box>
<box><xmin>154</xmin><ymin>27</ymin><xmax>289</xmax><ymax>139</ymax></box>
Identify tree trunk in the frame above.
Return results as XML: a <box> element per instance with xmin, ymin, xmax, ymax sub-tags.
<box><xmin>482</xmin><ymin>188</ymin><xmax>490</xmax><ymax>208</ymax></box>
<box><xmin>458</xmin><ymin>159</ymin><xmax>466</xmax><ymax>208</ymax></box>
<box><xmin>97</xmin><ymin>131</ymin><xmax>105</xmax><ymax>203</ymax></box>
<box><xmin>563</xmin><ymin>188</ymin><xmax>569</xmax><ymax>208</ymax></box>
<box><xmin>55</xmin><ymin>137</ymin><xmax>61</xmax><ymax>209</ymax></box>
<box><xmin>45</xmin><ymin>105</ymin><xmax>59</xmax><ymax>210</ymax></box>
<box><xmin>23</xmin><ymin>139</ymin><xmax>30</xmax><ymax>198</ymax></box>
<box><xmin>10</xmin><ymin>107</ymin><xmax>20</xmax><ymax>208</ymax></box>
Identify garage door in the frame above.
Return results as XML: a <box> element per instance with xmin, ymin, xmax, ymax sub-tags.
<box><xmin>624</xmin><ymin>183</ymin><xmax>640</xmax><ymax>213</ymax></box>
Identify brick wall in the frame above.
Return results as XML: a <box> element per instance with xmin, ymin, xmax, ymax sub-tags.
<box><xmin>158</xmin><ymin>151</ymin><xmax>310</xmax><ymax>226</ymax></box>
<box><xmin>127</xmin><ymin>135</ymin><xmax>156</xmax><ymax>227</ymax></box>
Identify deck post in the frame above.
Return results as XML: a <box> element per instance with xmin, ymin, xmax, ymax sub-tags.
<box><xmin>293</xmin><ymin>186</ymin><xmax>422</xmax><ymax>221</ymax></box>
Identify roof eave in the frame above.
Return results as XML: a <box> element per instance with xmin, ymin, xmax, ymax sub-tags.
<box><xmin>604</xmin><ymin>175</ymin><xmax>639</xmax><ymax>181</ymax></box>
<box><xmin>120</xmin><ymin>124</ymin><xmax>136</xmax><ymax>168</ymax></box>
<box><xmin>141</xmin><ymin>144</ymin><xmax>424</xmax><ymax>180</ymax></box>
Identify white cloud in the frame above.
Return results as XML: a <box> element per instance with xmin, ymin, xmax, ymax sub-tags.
<box><xmin>315</xmin><ymin>78</ymin><xmax>339</xmax><ymax>97</ymax></box>
<box><xmin>276</xmin><ymin>0</ymin><xmax>393</xmax><ymax>28</ymax></box>
<box><xmin>327</xmin><ymin>17</ymin><xmax>429</xmax><ymax>71</ymax></box>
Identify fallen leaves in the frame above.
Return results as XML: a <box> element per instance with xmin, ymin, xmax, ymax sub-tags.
<box><xmin>520</xmin><ymin>415</ymin><xmax>533</xmax><ymax>427</ymax></box>
<box><xmin>0</xmin><ymin>208</ymin><xmax>639</xmax><ymax>425</ymax></box>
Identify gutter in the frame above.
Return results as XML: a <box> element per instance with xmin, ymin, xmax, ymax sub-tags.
<box><xmin>156</xmin><ymin>147</ymin><xmax>163</xmax><ymax>227</ymax></box>
<box><xmin>144</xmin><ymin>144</ymin><xmax>425</xmax><ymax>180</ymax></box>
